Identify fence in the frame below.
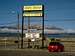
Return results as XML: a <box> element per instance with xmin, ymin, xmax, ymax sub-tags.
<box><xmin>0</xmin><ymin>37</ymin><xmax>75</xmax><ymax>52</ymax></box>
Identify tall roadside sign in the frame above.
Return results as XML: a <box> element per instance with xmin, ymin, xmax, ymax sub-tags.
<box><xmin>21</xmin><ymin>5</ymin><xmax>44</xmax><ymax>48</ymax></box>
<box><xmin>23</xmin><ymin>5</ymin><xmax>43</xmax><ymax>17</ymax></box>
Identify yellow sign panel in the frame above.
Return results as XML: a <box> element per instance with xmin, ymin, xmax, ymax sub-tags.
<box><xmin>23</xmin><ymin>5</ymin><xmax>42</xmax><ymax>11</ymax></box>
<box><xmin>23</xmin><ymin>13</ymin><xmax>42</xmax><ymax>16</ymax></box>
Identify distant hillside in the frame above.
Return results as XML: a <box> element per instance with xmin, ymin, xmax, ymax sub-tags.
<box><xmin>30</xmin><ymin>24</ymin><xmax>63</xmax><ymax>30</ymax></box>
<box><xmin>0</xmin><ymin>26</ymin><xmax>17</xmax><ymax>29</ymax></box>
<box><xmin>0</xmin><ymin>24</ymin><xmax>63</xmax><ymax>30</ymax></box>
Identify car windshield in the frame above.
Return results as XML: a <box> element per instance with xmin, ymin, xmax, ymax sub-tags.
<box><xmin>49</xmin><ymin>42</ymin><xmax>61</xmax><ymax>45</ymax></box>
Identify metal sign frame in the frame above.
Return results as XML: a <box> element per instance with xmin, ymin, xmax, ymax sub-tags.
<box><xmin>21</xmin><ymin>5</ymin><xmax>44</xmax><ymax>48</ymax></box>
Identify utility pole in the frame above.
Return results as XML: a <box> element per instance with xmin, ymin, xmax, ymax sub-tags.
<box><xmin>23</xmin><ymin>18</ymin><xmax>26</xmax><ymax>30</ymax></box>
<box><xmin>28</xmin><ymin>16</ymin><xmax>30</xmax><ymax>33</ymax></box>
<box><xmin>27</xmin><ymin>11</ymin><xmax>31</xmax><ymax>48</ymax></box>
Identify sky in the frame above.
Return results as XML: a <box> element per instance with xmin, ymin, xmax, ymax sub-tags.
<box><xmin>0</xmin><ymin>0</ymin><xmax>75</xmax><ymax>29</ymax></box>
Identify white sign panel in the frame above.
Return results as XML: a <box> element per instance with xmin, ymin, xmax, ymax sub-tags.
<box><xmin>25</xmin><ymin>33</ymin><xmax>32</xmax><ymax>38</ymax></box>
<box><xmin>25</xmin><ymin>33</ymin><xmax>39</xmax><ymax>39</ymax></box>
<box><xmin>31</xmin><ymin>39</ymin><xmax>35</xmax><ymax>41</ymax></box>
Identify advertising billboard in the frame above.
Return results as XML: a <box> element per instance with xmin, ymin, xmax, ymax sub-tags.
<box><xmin>23</xmin><ymin>5</ymin><xmax>42</xmax><ymax>11</ymax></box>
<box><xmin>25</xmin><ymin>33</ymin><xmax>40</xmax><ymax>39</ymax></box>
<box><xmin>23</xmin><ymin>13</ymin><xmax>42</xmax><ymax>16</ymax></box>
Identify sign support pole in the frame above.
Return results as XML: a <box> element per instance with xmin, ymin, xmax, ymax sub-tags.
<box><xmin>18</xmin><ymin>13</ymin><xmax>20</xmax><ymax>48</ymax></box>
<box><xmin>21</xmin><ymin>7</ymin><xmax>24</xmax><ymax>49</ymax></box>
<box><xmin>42</xmin><ymin>5</ymin><xmax>44</xmax><ymax>48</ymax></box>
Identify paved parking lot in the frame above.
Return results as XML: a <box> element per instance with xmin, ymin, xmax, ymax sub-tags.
<box><xmin>0</xmin><ymin>49</ymin><xmax>75</xmax><ymax>56</ymax></box>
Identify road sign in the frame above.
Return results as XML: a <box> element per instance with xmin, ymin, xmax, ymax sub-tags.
<box><xmin>23</xmin><ymin>13</ymin><xmax>42</xmax><ymax>16</ymax></box>
<box><xmin>23</xmin><ymin>5</ymin><xmax>42</xmax><ymax>11</ymax></box>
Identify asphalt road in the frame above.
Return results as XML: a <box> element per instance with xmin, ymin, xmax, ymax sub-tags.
<box><xmin>0</xmin><ymin>49</ymin><xmax>75</xmax><ymax>56</ymax></box>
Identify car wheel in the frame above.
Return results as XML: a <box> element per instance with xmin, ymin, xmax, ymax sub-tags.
<box><xmin>58</xmin><ymin>49</ymin><xmax>61</xmax><ymax>52</ymax></box>
<box><xmin>49</xmin><ymin>50</ymin><xmax>51</xmax><ymax>52</ymax></box>
<box><xmin>58</xmin><ymin>49</ymin><xmax>64</xmax><ymax>52</ymax></box>
<box><xmin>61</xmin><ymin>49</ymin><xmax>64</xmax><ymax>52</ymax></box>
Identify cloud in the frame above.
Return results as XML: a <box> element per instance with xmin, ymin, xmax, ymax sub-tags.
<box><xmin>65</xmin><ymin>29</ymin><xmax>75</xmax><ymax>33</ymax></box>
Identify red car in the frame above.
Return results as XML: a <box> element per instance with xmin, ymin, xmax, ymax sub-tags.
<box><xmin>48</xmin><ymin>42</ymin><xmax>64</xmax><ymax>52</ymax></box>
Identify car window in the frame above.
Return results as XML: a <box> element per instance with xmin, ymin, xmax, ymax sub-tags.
<box><xmin>49</xmin><ymin>42</ymin><xmax>61</xmax><ymax>45</ymax></box>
